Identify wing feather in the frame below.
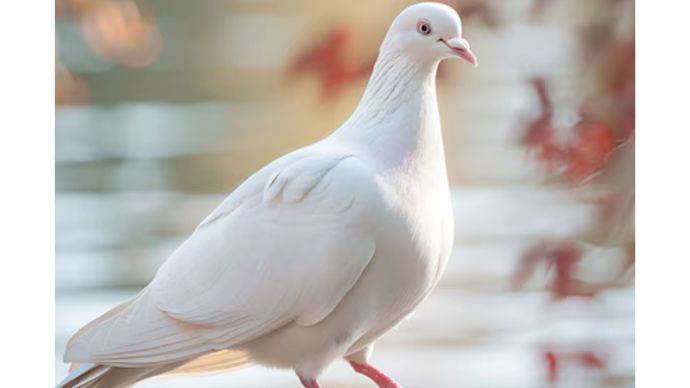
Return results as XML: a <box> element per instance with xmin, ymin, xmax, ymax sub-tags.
<box><xmin>151</xmin><ymin>151</ymin><xmax>379</xmax><ymax>333</ymax></box>
<box><xmin>65</xmin><ymin>146</ymin><xmax>384</xmax><ymax>367</ymax></box>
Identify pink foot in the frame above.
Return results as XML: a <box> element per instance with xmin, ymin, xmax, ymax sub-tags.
<box><xmin>349</xmin><ymin>360</ymin><xmax>401</xmax><ymax>388</ymax></box>
<box><xmin>299</xmin><ymin>377</ymin><xmax>321</xmax><ymax>388</ymax></box>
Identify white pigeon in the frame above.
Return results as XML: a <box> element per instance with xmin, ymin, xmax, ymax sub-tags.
<box><xmin>59</xmin><ymin>2</ymin><xmax>477</xmax><ymax>387</ymax></box>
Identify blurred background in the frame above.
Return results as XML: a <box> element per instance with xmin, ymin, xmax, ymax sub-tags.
<box><xmin>55</xmin><ymin>0</ymin><xmax>634</xmax><ymax>387</ymax></box>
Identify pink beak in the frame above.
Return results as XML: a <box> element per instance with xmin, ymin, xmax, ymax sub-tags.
<box><xmin>439</xmin><ymin>38</ymin><xmax>478</xmax><ymax>66</ymax></box>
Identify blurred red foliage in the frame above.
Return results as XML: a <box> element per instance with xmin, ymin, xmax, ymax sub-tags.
<box><xmin>567</xmin><ymin>118</ymin><xmax>617</xmax><ymax>181</ymax></box>
<box><xmin>512</xmin><ymin>240</ymin><xmax>608</xmax><ymax>300</ymax></box>
<box><xmin>544</xmin><ymin>348</ymin><xmax>607</xmax><ymax>383</ymax></box>
<box><xmin>520</xmin><ymin>76</ymin><xmax>633</xmax><ymax>182</ymax></box>
<box><xmin>289</xmin><ymin>27</ymin><xmax>374</xmax><ymax>100</ymax></box>
<box><xmin>521</xmin><ymin>0</ymin><xmax>634</xmax><ymax>182</ymax></box>
<box><xmin>521</xmin><ymin>78</ymin><xmax>563</xmax><ymax>172</ymax></box>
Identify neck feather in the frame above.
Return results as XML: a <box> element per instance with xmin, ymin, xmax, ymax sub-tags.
<box><xmin>346</xmin><ymin>51</ymin><xmax>437</xmax><ymax>128</ymax></box>
<box><xmin>333</xmin><ymin>50</ymin><xmax>446</xmax><ymax>174</ymax></box>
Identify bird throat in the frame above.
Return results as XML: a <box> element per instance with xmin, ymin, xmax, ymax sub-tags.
<box><xmin>336</xmin><ymin>50</ymin><xmax>446</xmax><ymax>174</ymax></box>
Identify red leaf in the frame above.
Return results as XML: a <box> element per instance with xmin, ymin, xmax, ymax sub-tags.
<box><xmin>289</xmin><ymin>27</ymin><xmax>373</xmax><ymax>100</ymax></box>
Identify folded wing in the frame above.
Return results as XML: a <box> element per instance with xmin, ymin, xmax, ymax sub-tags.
<box><xmin>65</xmin><ymin>148</ymin><xmax>382</xmax><ymax>367</ymax></box>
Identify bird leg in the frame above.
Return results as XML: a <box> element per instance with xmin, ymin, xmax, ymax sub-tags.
<box><xmin>299</xmin><ymin>377</ymin><xmax>321</xmax><ymax>388</ymax></box>
<box><xmin>349</xmin><ymin>360</ymin><xmax>401</xmax><ymax>388</ymax></box>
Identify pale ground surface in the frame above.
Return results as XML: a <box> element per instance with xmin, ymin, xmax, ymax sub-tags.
<box><xmin>55</xmin><ymin>186</ymin><xmax>634</xmax><ymax>388</ymax></box>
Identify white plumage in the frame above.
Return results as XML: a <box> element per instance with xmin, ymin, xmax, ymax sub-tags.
<box><xmin>59</xmin><ymin>2</ymin><xmax>477</xmax><ymax>387</ymax></box>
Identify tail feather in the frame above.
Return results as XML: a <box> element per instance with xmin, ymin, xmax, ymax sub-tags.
<box><xmin>57</xmin><ymin>363</ymin><xmax>110</xmax><ymax>388</ymax></box>
<box><xmin>57</xmin><ymin>362</ymin><xmax>184</xmax><ymax>388</ymax></box>
<box><xmin>57</xmin><ymin>350</ymin><xmax>252</xmax><ymax>388</ymax></box>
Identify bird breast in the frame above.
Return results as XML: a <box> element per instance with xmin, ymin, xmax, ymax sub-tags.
<box><xmin>374</xmin><ymin>170</ymin><xmax>454</xmax><ymax>296</ymax></box>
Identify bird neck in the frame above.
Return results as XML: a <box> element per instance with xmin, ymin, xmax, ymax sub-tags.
<box><xmin>334</xmin><ymin>50</ymin><xmax>447</xmax><ymax>177</ymax></box>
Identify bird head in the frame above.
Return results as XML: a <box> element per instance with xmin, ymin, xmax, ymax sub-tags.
<box><xmin>381</xmin><ymin>2</ymin><xmax>478</xmax><ymax>66</ymax></box>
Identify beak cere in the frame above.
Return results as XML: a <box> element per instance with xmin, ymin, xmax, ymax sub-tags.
<box><xmin>439</xmin><ymin>38</ymin><xmax>478</xmax><ymax>66</ymax></box>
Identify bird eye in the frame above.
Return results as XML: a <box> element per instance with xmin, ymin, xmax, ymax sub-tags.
<box><xmin>417</xmin><ymin>21</ymin><xmax>432</xmax><ymax>36</ymax></box>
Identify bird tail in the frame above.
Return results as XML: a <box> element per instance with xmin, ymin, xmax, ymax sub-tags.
<box><xmin>56</xmin><ymin>363</ymin><xmax>111</xmax><ymax>388</ymax></box>
<box><xmin>57</xmin><ymin>350</ymin><xmax>252</xmax><ymax>388</ymax></box>
<box><xmin>57</xmin><ymin>362</ymin><xmax>186</xmax><ymax>388</ymax></box>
